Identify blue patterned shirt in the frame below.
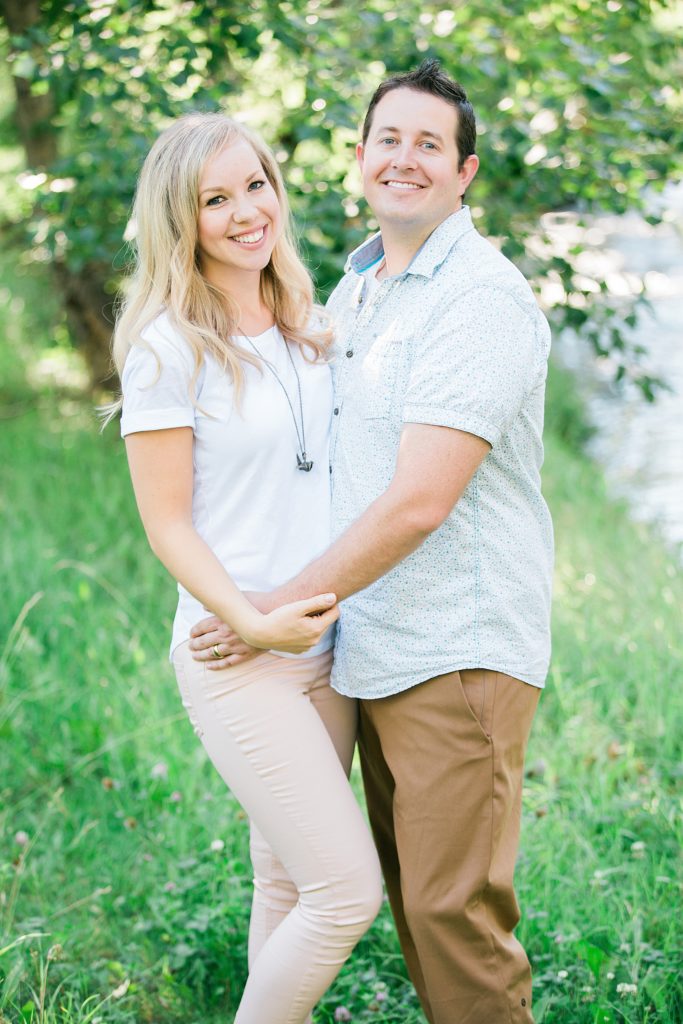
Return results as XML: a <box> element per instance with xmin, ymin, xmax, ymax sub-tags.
<box><xmin>327</xmin><ymin>206</ymin><xmax>553</xmax><ymax>697</ymax></box>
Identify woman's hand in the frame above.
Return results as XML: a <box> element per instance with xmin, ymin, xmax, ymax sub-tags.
<box><xmin>189</xmin><ymin>591</ymin><xmax>338</xmax><ymax>666</ymax></box>
<box><xmin>189</xmin><ymin>618</ymin><xmax>261</xmax><ymax>670</ymax></box>
<box><xmin>245</xmin><ymin>593</ymin><xmax>339</xmax><ymax>654</ymax></box>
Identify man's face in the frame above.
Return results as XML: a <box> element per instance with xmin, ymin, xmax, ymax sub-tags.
<box><xmin>357</xmin><ymin>87</ymin><xmax>478</xmax><ymax>240</ymax></box>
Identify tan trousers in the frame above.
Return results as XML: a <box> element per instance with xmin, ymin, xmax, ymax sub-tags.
<box><xmin>359</xmin><ymin>668</ymin><xmax>540</xmax><ymax>1024</ymax></box>
<box><xmin>172</xmin><ymin>643</ymin><xmax>383</xmax><ymax>1024</ymax></box>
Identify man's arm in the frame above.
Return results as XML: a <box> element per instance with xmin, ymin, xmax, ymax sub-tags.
<box><xmin>190</xmin><ymin>421</ymin><xmax>488</xmax><ymax>664</ymax></box>
<box><xmin>272</xmin><ymin>421</ymin><xmax>489</xmax><ymax>605</ymax></box>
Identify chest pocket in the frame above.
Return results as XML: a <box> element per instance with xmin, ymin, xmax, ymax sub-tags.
<box><xmin>359</xmin><ymin>334</ymin><xmax>404</xmax><ymax>420</ymax></box>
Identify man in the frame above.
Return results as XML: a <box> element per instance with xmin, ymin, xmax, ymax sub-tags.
<box><xmin>191</xmin><ymin>59</ymin><xmax>553</xmax><ymax>1024</ymax></box>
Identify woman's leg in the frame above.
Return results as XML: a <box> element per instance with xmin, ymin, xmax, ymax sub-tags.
<box><xmin>248</xmin><ymin>665</ymin><xmax>358</xmax><ymax>1024</ymax></box>
<box><xmin>248</xmin><ymin>664</ymin><xmax>358</xmax><ymax>959</ymax></box>
<box><xmin>172</xmin><ymin>643</ymin><xmax>382</xmax><ymax>1024</ymax></box>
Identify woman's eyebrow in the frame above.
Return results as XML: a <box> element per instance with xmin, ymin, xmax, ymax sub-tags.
<box><xmin>199</xmin><ymin>171</ymin><xmax>262</xmax><ymax>197</ymax></box>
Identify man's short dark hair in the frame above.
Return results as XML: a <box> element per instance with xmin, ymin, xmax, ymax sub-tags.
<box><xmin>361</xmin><ymin>59</ymin><xmax>476</xmax><ymax>168</ymax></box>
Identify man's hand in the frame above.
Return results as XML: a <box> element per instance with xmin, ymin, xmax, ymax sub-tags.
<box><xmin>188</xmin><ymin>591</ymin><xmax>280</xmax><ymax>670</ymax></box>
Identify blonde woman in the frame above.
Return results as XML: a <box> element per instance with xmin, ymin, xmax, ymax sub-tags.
<box><xmin>112</xmin><ymin>113</ymin><xmax>382</xmax><ymax>1024</ymax></box>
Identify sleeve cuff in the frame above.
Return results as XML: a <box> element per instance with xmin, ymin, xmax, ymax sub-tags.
<box><xmin>120</xmin><ymin>408</ymin><xmax>195</xmax><ymax>437</ymax></box>
<box><xmin>402</xmin><ymin>404</ymin><xmax>501</xmax><ymax>446</ymax></box>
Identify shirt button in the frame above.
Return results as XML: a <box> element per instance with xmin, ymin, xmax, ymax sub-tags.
<box><xmin>346</xmin><ymin>350</ymin><xmax>353</xmax><ymax>358</ymax></box>
<box><xmin>333</xmin><ymin>407</ymin><xmax>339</xmax><ymax>415</ymax></box>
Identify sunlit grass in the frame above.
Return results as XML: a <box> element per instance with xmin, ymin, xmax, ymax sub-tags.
<box><xmin>0</xmin><ymin>269</ymin><xmax>681</xmax><ymax>1022</ymax></box>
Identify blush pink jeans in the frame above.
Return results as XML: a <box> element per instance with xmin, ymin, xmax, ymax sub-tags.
<box><xmin>172</xmin><ymin>642</ymin><xmax>382</xmax><ymax>1024</ymax></box>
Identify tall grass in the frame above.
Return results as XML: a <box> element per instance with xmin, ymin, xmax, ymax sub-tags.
<box><xmin>1</xmin><ymin>266</ymin><xmax>681</xmax><ymax>1023</ymax></box>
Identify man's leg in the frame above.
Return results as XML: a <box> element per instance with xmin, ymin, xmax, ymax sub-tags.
<box><xmin>360</xmin><ymin>669</ymin><xmax>539</xmax><ymax>1024</ymax></box>
<box><xmin>357</xmin><ymin>705</ymin><xmax>435</xmax><ymax>1023</ymax></box>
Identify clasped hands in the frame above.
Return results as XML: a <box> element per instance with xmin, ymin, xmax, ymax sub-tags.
<box><xmin>189</xmin><ymin>590</ymin><xmax>334</xmax><ymax>669</ymax></box>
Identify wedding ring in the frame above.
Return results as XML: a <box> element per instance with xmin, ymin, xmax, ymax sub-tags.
<box><xmin>211</xmin><ymin>644</ymin><xmax>223</xmax><ymax>659</ymax></box>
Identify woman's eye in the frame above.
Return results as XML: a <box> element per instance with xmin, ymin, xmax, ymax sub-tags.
<box><xmin>248</xmin><ymin>179</ymin><xmax>266</xmax><ymax>191</ymax></box>
<box><xmin>206</xmin><ymin>195</ymin><xmax>225</xmax><ymax>207</ymax></box>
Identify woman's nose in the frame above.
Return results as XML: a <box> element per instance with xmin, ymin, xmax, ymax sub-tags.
<box><xmin>232</xmin><ymin>197</ymin><xmax>259</xmax><ymax>222</ymax></box>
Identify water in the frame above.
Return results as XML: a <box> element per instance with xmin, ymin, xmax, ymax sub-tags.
<box><xmin>543</xmin><ymin>183</ymin><xmax>683</xmax><ymax>555</ymax></box>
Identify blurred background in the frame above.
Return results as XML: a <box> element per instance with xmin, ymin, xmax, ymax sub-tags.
<box><xmin>1</xmin><ymin>3</ymin><xmax>682</xmax><ymax>1023</ymax></box>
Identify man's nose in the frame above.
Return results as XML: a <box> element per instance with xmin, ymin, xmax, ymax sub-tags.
<box><xmin>391</xmin><ymin>144</ymin><xmax>418</xmax><ymax>170</ymax></box>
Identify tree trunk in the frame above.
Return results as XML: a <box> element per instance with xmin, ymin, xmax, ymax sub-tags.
<box><xmin>54</xmin><ymin>264</ymin><xmax>117</xmax><ymax>388</ymax></box>
<box><xmin>1</xmin><ymin>0</ymin><xmax>58</xmax><ymax>168</ymax></box>
<box><xmin>2</xmin><ymin>0</ymin><xmax>115</xmax><ymax>389</ymax></box>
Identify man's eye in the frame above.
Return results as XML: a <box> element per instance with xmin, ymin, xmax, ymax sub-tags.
<box><xmin>380</xmin><ymin>138</ymin><xmax>397</xmax><ymax>145</ymax></box>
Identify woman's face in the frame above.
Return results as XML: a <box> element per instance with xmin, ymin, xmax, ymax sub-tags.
<box><xmin>196</xmin><ymin>138</ymin><xmax>282</xmax><ymax>289</ymax></box>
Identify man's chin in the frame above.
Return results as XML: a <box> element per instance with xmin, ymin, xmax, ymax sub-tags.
<box><xmin>374</xmin><ymin>208</ymin><xmax>439</xmax><ymax>236</ymax></box>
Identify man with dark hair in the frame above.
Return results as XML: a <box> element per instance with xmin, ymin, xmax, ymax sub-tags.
<box><xmin>191</xmin><ymin>59</ymin><xmax>553</xmax><ymax>1024</ymax></box>
<box><xmin>361</xmin><ymin>58</ymin><xmax>477</xmax><ymax>163</ymax></box>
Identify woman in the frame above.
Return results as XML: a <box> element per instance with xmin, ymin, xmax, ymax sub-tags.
<box><xmin>112</xmin><ymin>112</ymin><xmax>382</xmax><ymax>1024</ymax></box>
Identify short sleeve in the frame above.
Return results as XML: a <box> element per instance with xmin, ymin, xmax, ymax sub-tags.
<box><xmin>402</xmin><ymin>286</ymin><xmax>540</xmax><ymax>446</ymax></box>
<box><xmin>120</xmin><ymin>319</ymin><xmax>197</xmax><ymax>437</ymax></box>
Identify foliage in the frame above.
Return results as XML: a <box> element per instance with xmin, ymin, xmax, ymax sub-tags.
<box><xmin>1</xmin><ymin>0</ymin><xmax>682</xmax><ymax>392</ymax></box>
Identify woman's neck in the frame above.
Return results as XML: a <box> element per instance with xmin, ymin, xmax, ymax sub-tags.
<box><xmin>205</xmin><ymin>266</ymin><xmax>274</xmax><ymax>336</ymax></box>
<box><xmin>236</xmin><ymin>301</ymin><xmax>275</xmax><ymax>337</ymax></box>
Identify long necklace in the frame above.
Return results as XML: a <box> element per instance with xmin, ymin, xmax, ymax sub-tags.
<box><xmin>241</xmin><ymin>330</ymin><xmax>313</xmax><ymax>472</ymax></box>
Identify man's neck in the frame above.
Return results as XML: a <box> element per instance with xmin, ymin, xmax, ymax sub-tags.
<box><xmin>375</xmin><ymin>225</ymin><xmax>428</xmax><ymax>278</ymax></box>
<box><xmin>376</xmin><ymin>204</ymin><xmax>463</xmax><ymax>279</ymax></box>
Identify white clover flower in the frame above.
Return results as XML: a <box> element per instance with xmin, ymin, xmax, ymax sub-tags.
<box><xmin>14</xmin><ymin>830</ymin><xmax>29</xmax><ymax>847</ymax></box>
<box><xmin>150</xmin><ymin>761</ymin><xmax>168</xmax><ymax>780</ymax></box>
<box><xmin>210</xmin><ymin>839</ymin><xmax>225</xmax><ymax>852</ymax></box>
<box><xmin>616</xmin><ymin>982</ymin><xmax>638</xmax><ymax>996</ymax></box>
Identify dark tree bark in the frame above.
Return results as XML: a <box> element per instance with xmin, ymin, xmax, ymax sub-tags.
<box><xmin>1</xmin><ymin>0</ymin><xmax>58</xmax><ymax>168</ymax></box>
<box><xmin>1</xmin><ymin>0</ymin><xmax>115</xmax><ymax>388</ymax></box>
<box><xmin>54</xmin><ymin>263</ymin><xmax>117</xmax><ymax>388</ymax></box>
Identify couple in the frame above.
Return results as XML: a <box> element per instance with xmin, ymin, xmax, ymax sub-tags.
<box><xmin>115</xmin><ymin>60</ymin><xmax>553</xmax><ymax>1024</ymax></box>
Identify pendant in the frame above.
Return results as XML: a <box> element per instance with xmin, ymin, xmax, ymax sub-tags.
<box><xmin>297</xmin><ymin>453</ymin><xmax>314</xmax><ymax>472</ymax></box>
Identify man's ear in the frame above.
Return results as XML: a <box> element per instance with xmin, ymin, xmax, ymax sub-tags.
<box><xmin>458</xmin><ymin>153</ymin><xmax>479</xmax><ymax>198</ymax></box>
<box><xmin>356</xmin><ymin>141</ymin><xmax>364</xmax><ymax>170</ymax></box>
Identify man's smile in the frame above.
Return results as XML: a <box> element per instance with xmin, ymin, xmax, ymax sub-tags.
<box><xmin>382</xmin><ymin>180</ymin><xmax>424</xmax><ymax>190</ymax></box>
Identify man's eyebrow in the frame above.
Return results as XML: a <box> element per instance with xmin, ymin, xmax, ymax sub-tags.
<box><xmin>199</xmin><ymin>171</ymin><xmax>262</xmax><ymax>196</ymax></box>
<box><xmin>373</xmin><ymin>126</ymin><xmax>444</xmax><ymax>142</ymax></box>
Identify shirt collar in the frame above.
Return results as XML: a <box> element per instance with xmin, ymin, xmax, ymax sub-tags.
<box><xmin>345</xmin><ymin>205</ymin><xmax>474</xmax><ymax>279</ymax></box>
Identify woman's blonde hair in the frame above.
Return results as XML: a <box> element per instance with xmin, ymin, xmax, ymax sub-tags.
<box><xmin>108</xmin><ymin>112</ymin><xmax>332</xmax><ymax>414</ymax></box>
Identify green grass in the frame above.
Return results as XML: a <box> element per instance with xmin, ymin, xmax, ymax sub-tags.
<box><xmin>0</xmin><ymin>266</ymin><xmax>681</xmax><ymax>1023</ymax></box>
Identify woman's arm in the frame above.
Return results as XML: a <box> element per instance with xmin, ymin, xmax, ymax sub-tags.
<box><xmin>125</xmin><ymin>427</ymin><xmax>338</xmax><ymax>653</ymax></box>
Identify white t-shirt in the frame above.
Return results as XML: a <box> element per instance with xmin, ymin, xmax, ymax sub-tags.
<box><xmin>120</xmin><ymin>312</ymin><xmax>334</xmax><ymax>658</ymax></box>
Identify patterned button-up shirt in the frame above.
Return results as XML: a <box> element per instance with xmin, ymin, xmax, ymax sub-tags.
<box><xmin>327</xmin><ymin>206</ymin><xmax>554</xmax><ymax>698</ymax></box>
